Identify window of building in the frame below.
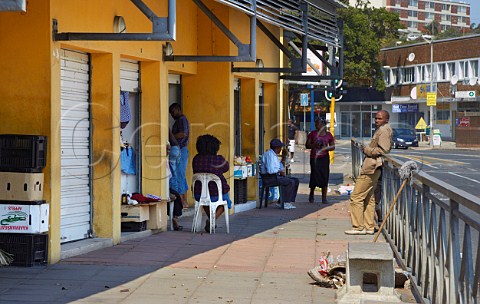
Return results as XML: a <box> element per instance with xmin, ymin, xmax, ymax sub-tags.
<box><xmin>437</xmin><ymin>110</ymin><xmax>450</xmax><ymax>121</ymax></box>
<box><xmin>408</xmin><ymin>0</ymin><xmax>418</xmax><ymax>6</ymax></box>
<box><xmin>383</xmin><ymin>68</ymin><xmax>391</xmax><ymax>86</ymax></box>
<box><xmin>437</xmin><ymin>63</ymin><xmax>447</xmax><ymax>81</ymax></box>
<box><xmin>429</xmin><ymin>2</ymin><xmax>435</xmax><ymax>9</ymax></box>
<box><xmin>408</xmin><ymin>10</ymin><xmax>418</xmax><ymax>17</ymax></box>
<box><xmin>408</xmin><ymin>21</ymin><xmax>418</xmax><ymax>28</ymax></box>
<box><xmin>459</xmin><ymin>61</ymin><xmax>468</xmax><ymax>79</ymax></box>
<box><xmin>458</xmin><ymin>6</ymin><xmax>467</xmax><ymax>14</ymax></box>
<box><xmin>426</xmin><ymin>64</ymin><xmax>434</xmax><ymax>82</ymax></box>
<box><xmin>442</xmin><ymin>4</ymin><xmax>450</xmax><ymax>11</ymax></box>
<box><xmin>392</xmin><ymin>68</ymin><xmax>399</xmax><ymax>84</ymax></box>
<box><xmin>425</xmin><ymin>12</ymin><xmax>434</xmax><ymax>20</ymax></box>
<box><xmin>470</xmin><ymin>60</ymin><xmax>479</xmax><ymax>78</ymax></box>
<box><xmin>442</xmin><ymin>14</ymin><xmax>451</xmax><ymax>21</ymax></box>
<box><xmin>417</xmin><ymin>65</ymin><xmax>427</xmax><ymax>82</ymax></box>
<box><xmin>447</xmin><ymin>62</ymin><xmax>456</xmax><ymax>79</ymax></box>
<box><xmin>402</xmin><ymin>67</ymin><xmax>415</xmax><ymax>83</ymax></box>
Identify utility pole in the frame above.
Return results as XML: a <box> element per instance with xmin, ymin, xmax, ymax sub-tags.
<box><xmin>429</xmin><ymin>40</ymin><xmax>434</xmax><ymax>148</ymax></box>
<box><xmin>428</xmin><ymin>20</ymin><xmax>435</xmax><ymax>148</ymax></box>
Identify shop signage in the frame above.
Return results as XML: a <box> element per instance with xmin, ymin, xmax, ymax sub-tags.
<box><xmin>426</xmin><ymin>92</ymin><xmax>437</xmax><ymax>106</ymax></box>
<box><xmin>455</xmin><ymin>91</ymin><xmax>476</xmax><ymax>99</ymax></box>
<box><xmin>392</xmin><ymin>104</ymin><xmax>419</xmax><ymax>113</ymax></box>
<box><xmin>457</xmin><ymin>117</ymin><xmax>470</xmax><ymax>127</ymax></box>
<box><xmin>417</xmin><ymin>84</ymin><xmax>436</xmax><ymax>99</ymax></box>
<box><xmin>300</xmin><ymin>93</ymin><xmax>309</xmax><ymax>106</ymax></box>
<box><xmin>433</xmin><ymin>134</ymin><xmax>442</xmax><ymax>146</ymax></box>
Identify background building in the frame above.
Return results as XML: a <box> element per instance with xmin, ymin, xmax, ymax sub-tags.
<box><xmin>349</xmin><ymin>0</ymin><xmax>471</xmax><ymax>33</ymax></box>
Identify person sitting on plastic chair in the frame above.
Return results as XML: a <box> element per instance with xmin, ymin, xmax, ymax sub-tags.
<box><xmin>192</xmin><ymin>134</ymin><xmax>232</xmax><ymax>233</ymax></box>
<box><xmin>261</xmin><ymin>138</ymin><xmax>299</xmax><ymax>210</ymax></box>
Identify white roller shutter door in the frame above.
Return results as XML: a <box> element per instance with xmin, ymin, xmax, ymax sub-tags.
<box><xmin>120</xmin><ymin>60</ymin><xmax>139</xmax><ymax>92</ymax></box>
<box><xmin>60</xmin><ymin>49</ymin><xmax>92</xmax><ymax>243</ymax></box>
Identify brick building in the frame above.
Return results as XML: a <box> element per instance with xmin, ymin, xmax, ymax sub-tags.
<box><xmin>350</xmin><ymin>0</ymin><xmax>471</xmax><ymax>33</ymax></box>
<box><xmin>380</xmin><ymin>34</ymin><xmax>480</xmax><ymax>146</ymax></box>
<box><xmin>335</xmin><ymin>34</ymin><xmax>480</xmax><ymax>147</ymax></box>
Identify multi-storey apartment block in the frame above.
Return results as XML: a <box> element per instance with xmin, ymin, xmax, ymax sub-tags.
<box><xmin>350</xmin><ymin>0</ymin><xmax>470</xmax><ymax>33</ymax></box>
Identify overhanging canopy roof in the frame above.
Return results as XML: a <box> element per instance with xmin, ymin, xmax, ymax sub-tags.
<box><xmin>0</xmin><ymin>0</ymin><xmax>26</xmax><ymax>12</ymax></box>
<box><xmin>215</xmin><ymin>0</ymin><xmax>345</xmax><ymax>48</ymax></box>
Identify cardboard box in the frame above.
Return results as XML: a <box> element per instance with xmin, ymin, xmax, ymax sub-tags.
<box><xmin>121</xmin><ymin>205</ymin><xmax>150</xmax><ymax>222</ymax></box>
<box><xmin>0</xmin><ymin>203</ymin><xmax>49</xmax><ymax>233</ymax></box>
<box><xmin>0</xmin><ymin>172</ymin><xmax>44</xmax><ymax>201</ymax></box>
<box><xmin>247</xmin><ymin>164</ymin><xmax>254</xmax><ymax>177</ymax></box>
<box><xmin>234</xmin><ymin>165</ymin><xmax>248</xmax><ymax>179</ymax></box>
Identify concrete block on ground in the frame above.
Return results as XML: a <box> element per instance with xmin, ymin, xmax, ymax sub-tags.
<box><xmin>336</xmin><ymin>242</ymin><xmax>402</xmax><ymax>303</ymax></box>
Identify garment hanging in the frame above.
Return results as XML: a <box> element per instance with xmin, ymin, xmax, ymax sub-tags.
<box><xmin>121</xmin><ymin>145</ymin><xmax>136</xmax><ymax>175</ymax></box>
<box><xmin>120</xmin><ymin>90</ymin><xmax>131</xmax><ymax>129</ymax></box>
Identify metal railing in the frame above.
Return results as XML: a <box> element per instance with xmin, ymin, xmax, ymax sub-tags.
<box><xmin>351</xmin><ymin>139</ymin><xmax>480</xmax><ymax>303</ymax></box>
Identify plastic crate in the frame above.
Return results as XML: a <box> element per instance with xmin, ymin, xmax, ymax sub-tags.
<box><xmin>234</xmin><ymin>179</ymin><xmax>248</xmax><ymax>204</ymax></box>
<box><xmin>0</xmin><ymin>135</ymin><xmax>47</xmax><ymax>173</ymax></box>
<box><xmin>0</xmin><ymin>233</ymin><xmax>48</xmax><ymax>267</ymax></box>
<box><xmin>0</xmin><ymin>200</ymin><xmax>45</xmax><ymax>205</ymax></box>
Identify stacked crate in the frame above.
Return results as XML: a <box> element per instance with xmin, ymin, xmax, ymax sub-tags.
<box><xmin>0</xmin><ymin>135</ymin><xmax>49</xmax><ymax>266</ymax></box>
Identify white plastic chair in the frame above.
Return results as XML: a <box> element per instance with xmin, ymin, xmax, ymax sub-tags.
<box><xmin>191</xmin><ymin>173</ymin><xmax>230</xmax><ymax>234</ymax></box>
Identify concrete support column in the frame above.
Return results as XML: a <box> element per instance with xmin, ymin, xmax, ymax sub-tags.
<box><xmin>90</xmin><ymin>53</ymin><xmax>121</xmax><ymax>242</ymax></box>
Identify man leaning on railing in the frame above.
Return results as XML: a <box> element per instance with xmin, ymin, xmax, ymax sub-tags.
<box><xmin>345</xmin><ymin>110</ymin><xmax>393</xmax><ymax>235</ymax></box>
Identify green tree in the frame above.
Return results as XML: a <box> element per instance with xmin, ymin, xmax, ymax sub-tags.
<box><xmin>338</xmin><ymin>3</ymin><xmax>401</xmax><ymax>90</ymax></box>
<box><xmin>436</xmin><ymin>27</ymin><xmax>462</xmax><ymax>39</ymax></box>
<box><xmin>424</xmin><ymin>20</ymin><xmax>440</xmax><ymax>35</ymax></box>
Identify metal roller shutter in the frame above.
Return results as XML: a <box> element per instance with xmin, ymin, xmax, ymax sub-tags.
<box><xmin>60</xmin><ymin>49</ymin><xmax>92</xmax><ymax>243</ymax></box>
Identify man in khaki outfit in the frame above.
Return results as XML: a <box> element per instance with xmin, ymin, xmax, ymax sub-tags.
<box><xmin>345</xmin><ymin>110</ymin><xmax>392</xmax><ymax>235</ymax></box>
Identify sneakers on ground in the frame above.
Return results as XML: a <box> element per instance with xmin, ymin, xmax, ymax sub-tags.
<box><xmin>284</xmin><ymin>202</ymin><xmax>296</xmax><ymax>209</ymax></box>
<box><xmin>344</xmin><ymin>228</ymin><xmax>367</xmax><ymax>235</ymax></box>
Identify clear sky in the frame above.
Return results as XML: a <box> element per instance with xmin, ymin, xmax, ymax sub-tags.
<box><xmin>463</xmin><ymin>0</ymin><xmax>480</xmax><ymax>27</ymax></box>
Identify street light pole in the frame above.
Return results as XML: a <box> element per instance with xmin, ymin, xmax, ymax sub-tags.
<box><xmin>429</xmin><ymin>40</ymin><xmax>434</xmax><ymax>148</ymax></box>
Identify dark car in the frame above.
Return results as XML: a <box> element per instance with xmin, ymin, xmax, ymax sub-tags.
<box><xmin>392</xmin><ymin>128</ymin><xmax>419</xmax><ymax>149</ymax></box>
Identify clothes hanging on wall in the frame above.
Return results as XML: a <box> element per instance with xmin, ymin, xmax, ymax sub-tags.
<box><xmin>120</xmin><ymin>146</ymin><xmax>136</xmax><ymax>175</ymax></box>
<box><xmin>120</xmin><ymin>90</ymin><xmax>131</xmax><ymax>129</ymax></box>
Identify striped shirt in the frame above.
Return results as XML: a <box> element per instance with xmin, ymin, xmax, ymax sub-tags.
<box><xmin>192</xmin><ymin>154</ymin><xmax>230</xmax><ymax>197</ymax></box>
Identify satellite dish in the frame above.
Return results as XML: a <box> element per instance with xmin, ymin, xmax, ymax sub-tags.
<box><xmin>407</xmin><ymin>53</ymin><xmax>416</xmax><ymax>62</ymax></box>
<box><xmin>410</xmin><ymin>87</ymin><xmax>417</xmax><ymax>99</ymax></box>
<box><xmin>450</xmin><ymin>75</ymin><xmax>459</xmax><ymax>85</ymax></box>
<box><xmin>469</xmin><ymin>77</ymin><xmax>478</xmax><ymax>86</ymax></box>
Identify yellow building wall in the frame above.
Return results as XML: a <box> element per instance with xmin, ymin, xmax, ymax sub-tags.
<box><xmin>0</xmin><ymin>0</ymin><xmax>285</xmax><ymax>263</ymax></box>
<box><xmin>0</xmin><ymin>1</ymin><xmax>56</xmax><ymax>260</ymax></box>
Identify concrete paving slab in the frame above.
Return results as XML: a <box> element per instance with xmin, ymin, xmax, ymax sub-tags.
<box><xmin>0</xmin><ymin>141</ymin><xmax>418</xmax><ymax>303</ymax></box>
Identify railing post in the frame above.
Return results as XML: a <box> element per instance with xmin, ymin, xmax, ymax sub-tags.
<box><xmin>448</xmin><ymin>199</ymin><xmax>460</xmax><ymax>303</ymax></box>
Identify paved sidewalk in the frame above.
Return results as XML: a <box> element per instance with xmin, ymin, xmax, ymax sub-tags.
<box><xmin>0</xmin><ymin>142</ymin><xmax>416</xmax><ymax>303</ymax></box>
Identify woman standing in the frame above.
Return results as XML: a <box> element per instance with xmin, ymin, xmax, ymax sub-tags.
<box><xmin>306</xmin><ymin>117</ymin><xmax>335</xmax><ymax>204</ymax></box>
